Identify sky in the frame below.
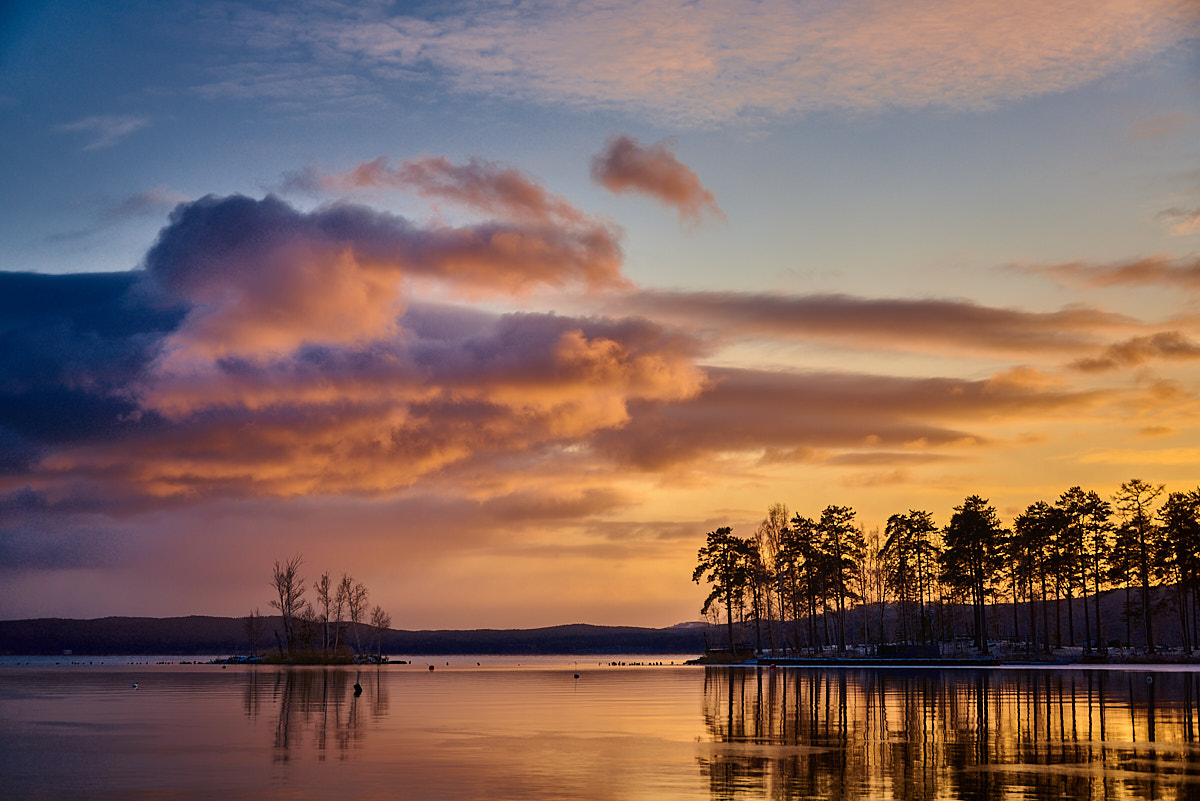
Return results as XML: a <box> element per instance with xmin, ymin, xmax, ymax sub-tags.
<box><xmin>0</xmin><ymin>0</ymin><xmax>1198</xmax><ymax>629</ymax></box>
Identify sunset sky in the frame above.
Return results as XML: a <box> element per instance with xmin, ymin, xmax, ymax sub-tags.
<box><xmin>1</xmin><ymin>0</ymin><xmax>1198</xmax><ymax>628</ymax></box>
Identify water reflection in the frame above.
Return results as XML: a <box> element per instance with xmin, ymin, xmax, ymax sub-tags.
<box><xmin>240</xmin><ymin>668</ymin><xmax>387</xmax><ymax>762</ymax></box>
<box><xmin>699</xmin><ymin>667</ymin><xmax>1200</xmax><ymax>800</ymax></box>
<box><xmin>6</xmin><ymin>663</ymin><xmax>1200</xmax><ymax>799</ymax></box>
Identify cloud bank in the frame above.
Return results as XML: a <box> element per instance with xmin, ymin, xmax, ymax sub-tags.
<box><xmin>217</xmin><ymin>0</ymin><xmax>1200</xmax><ymax>125</ymax></box>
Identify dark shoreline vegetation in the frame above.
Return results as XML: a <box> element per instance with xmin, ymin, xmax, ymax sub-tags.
<box><xmin>692</xmin><ymin>479</ymin><xmax>1200</xmax><ymax>665</ymax></box>
<box><xmin>1</xmin><ymin>612</ymin><xmax>1198</xmax><ymax>665</ymax></box>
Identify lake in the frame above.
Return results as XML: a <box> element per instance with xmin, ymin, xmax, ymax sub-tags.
<box><xmin>3</xmin><ymin>658</ymin><xmax>1200</xmax><ymax>800</ymax></box>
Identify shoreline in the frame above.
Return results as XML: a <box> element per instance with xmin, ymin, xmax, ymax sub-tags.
<box><xmin>691</xmin><ymin>652</ymin><xmax>1200</xmax><ymax>668</ymax></box>
<box><xmin>4</xmin><ymin>652</ymin><xmax>1200</xmax><ymax>671</ymax></box>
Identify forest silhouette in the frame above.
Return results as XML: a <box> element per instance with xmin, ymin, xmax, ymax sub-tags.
<box><xmin>694</xmin><ymin>480</ymin><xmax>1200</xmax><ymax>660</ymax></box>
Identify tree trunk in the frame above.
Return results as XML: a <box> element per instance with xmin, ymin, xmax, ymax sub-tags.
<box><xmin>1178</xmin><ymin>579</ymin><xmax>1191</xmax><ymax>655</ymax></box>
<box><xmin>752</xmin><ymin>587</ymin><xmax>762</xmax><ymax>654</ymax></box>
<box><xmin>1093</xmin><ymin>555</ymin><xmax>1106</xmax><ymax>655</ymax></box>
<box><xmin>1066</xmin><ymin>581</ymin><xmax>1076</xmax><ymax>647</ymax></box>
<box><xmin>811</xmin><ymin>587</ymin><xmax>820</xmax><ymax>652</ymax></box>
<box><xmin>1011</xmin><ymin>575</ymin><xmax>1020</xmax><ymax>643</ymax></box>
<box><xmin>1124</xmin><ymin>581</ymin><xmax>1132</xmax><ymax>647</ymax></box>
<box><xmin>1027</xmin><ymin>574</ymin><xmax>1037</xmax><ymax>654</ymax></box>
<box><xmin>1080</xmin><ymin>578</ymin><xmax>1092</xmax><ymax>654</ymax></box>
<box><xmin>975</xmin><ymin>579</ymin><xmax>989</xmax><ymax>654</ymax></box>
<box><xmin>1041</xmin><ymin>570</ymin><xmax>1052</xmax><ymax>654</ymax></box>
<box><xmin>1141</xmin><ymin>571</ymin><xmax>1155</xmax><ymax>654</ymax></box>
<box><xmin>765</xmin><ymin>585</ymin><xmax>777</xmax><ymax>655</ymax></box>
<box><xmin>725</xmin><ymin>590</ymin><xmax>736</xmax><ymax>654</ymax></box>
<box><xmin>1139</xmin><ymin>528</ymin><xmax>1155</xmax><ymax>654</ymax></box>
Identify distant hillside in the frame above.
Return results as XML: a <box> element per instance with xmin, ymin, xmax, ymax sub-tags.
<box><xmin>1</xmin><ymin>584</ymin><xmax>1189</xmax><ymax>657</ymax></box>
<box><xmin>0</xmin><ymin>616</ymin><xmax>719</xmax><ymax>656</ymax></box>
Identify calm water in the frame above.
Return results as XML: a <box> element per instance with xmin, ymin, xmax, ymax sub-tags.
<box><xmin>3</xmin><ymin>659</ymin><xmax>1200</xmax><ymax>800</ymax></box>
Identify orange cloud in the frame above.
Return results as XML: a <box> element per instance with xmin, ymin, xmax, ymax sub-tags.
<box><xmin>1030</xmin><ymin>255</ymin><xmax>1200</xmax><ymax>290</ymax></box>
<box><xmin>63</xmin><ymin>311</ymin><xmax>705</xmax><ymax>500</ymax></box>
<box><xmin>591</xmin><ymin>366</ymin><xmax>1105</xmax><ymax>470</ymax></box>
<box><xmin>1071</xmin><ymin>331</ymin><xmax>1200</xmax><ymax>372</ymax></box>
<box><xmin>143</xmin><ymin>194</ymin><xmax>625</xmax><ymax>360</ymax></box>
<box><xmin>614</xmin><ymin>289</ymin><xmax>1133</xmax><ymax>356</ymax></box>
<box><xmin>591</xmin><ymin>135</ymin><xmax>722</xmax><ymax>224</ymax></box>
<box><xmin>287</xmin><ymin>155</ymin><xmax>591</xmax><ymax>226</ymax></box>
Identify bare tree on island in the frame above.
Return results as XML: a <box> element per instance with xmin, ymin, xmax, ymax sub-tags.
<box><xmin>244</xmin><ymin>607</ymin><xmax>264</xmax><ymax>657</ymax></box>
<box><xmin>313</xmin><ymin>572</ymin><xmax>333</xmax><ymax>653</ymax></box>
<box><xmin>333</xmin><ymin>575</ymin><xmax>348</xmax><ymax>650</ymax></box>
<box><xmin>370</xmin><ymin>605</ymin><xmax>392</xmax><ymax>662</ymax></box>
<box><xmin>340</xmin><ymin>574</ymin><xmax>369</xmax><ymax>654</ymax></box>
<box><xmin>270</xmin><ymin>555</ymin><xmax>306</xmax><ymax>656</ymax></box>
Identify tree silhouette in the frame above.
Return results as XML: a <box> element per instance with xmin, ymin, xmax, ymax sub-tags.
<box><xmin>1109</xmin><ymin>520</ymin><xmax>1141</xmax><ymax>647</ymax></box>
<box><xmin>270</xmin><ymin>555</ymin><xmax>306</xmax><ymax>656</ymax></box>
<box><xmin>817</xmin><ymin>505</ymin><xmax>864</xmax><ymax>652</ymax></box>
<box><xmin>754</xmin><ymin>503</ymin><xmax>790</xmax><ymax>654</ymax></box>
<box><xmin>693</xmin><ymin>527</ymin><xmax>756</xmax><ymax>654</ymax></box>
<box><xmin>786</xmin><ymin>514</ymin><xmax>823</xmax><ymax>649</ymax></box>
<box><xmin>344</xmin><ymin>577</ymin><xmax>369</xmax><ymax>655</ymax></box>
<box><xmin>1013</xmin><ymin>502</ymin><xmax>1060</xmax><ymax>654</ymax></box>
<box><xmin>698</xmin><ymin>479</ymin><xmax>1199</xmax><ymax>659</ymax></box>
<box><xmin>1056</xmin><ymin>488</ymin><xmax>1088</xmax><ymax>650</ymax></box>
<box><xmin>940</xmin><ymin>496</ymin><xmax>1004</xmax><ymax>654</ymax></box>
<box><xmin>881</xmin><ymin>510</ymin><xmax>939</xmax><ymax>645</ymax></box>
<box><xmin>1113</xmin><ymin>479</ymin><xmax>1165</xmax><ymax>654</ymax></box>
<box><xmin>313</xmin><ymin>572</ymin><xmax>333</xmax><ymax>653</ymax></box>
<box><xmin>1159</xmin><ymin>489</ymin><xmax>1200</xmax><ymax>655</ymax></box>
<box><xmin>370</xmin><ymin>605</ymin><xmax>392</xmax><ymax>661</ymax></box>
<box><xmin>1080</xmin><ymin>489</ymin><xmax>1113</xmax><ymax>652</ymax></box>
<box><xmin>773</xmin><ymin>521</ymin><xmax>806</xmax><ymax>651</ymax></box>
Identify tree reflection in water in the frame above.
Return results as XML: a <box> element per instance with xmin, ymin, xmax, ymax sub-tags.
<box><xmin>240</xmin><ymin>668</ymin><xmax>388</xmax><ymax>763</ymax></box>
<box><xmin>699</xmin><ymin>667</ymin><xmax>1200</xmax><ymax>800</ymax></box>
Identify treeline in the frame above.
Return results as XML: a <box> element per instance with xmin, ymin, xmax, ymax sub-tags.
<box><xmin>251</xmin><ymin>555</ymin><xmax>392</xmax><ymax>662</ymax></box>
<box><xmin>694</xmin><ymin>479</ymin><xmax>1200</xmax><ymax>657</ymax></box>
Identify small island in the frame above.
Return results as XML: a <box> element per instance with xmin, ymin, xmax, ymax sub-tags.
<box><xmin>244</xmin><ymin>556</ymin><xmax>394</xmax><ymax>665</ymax></box>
